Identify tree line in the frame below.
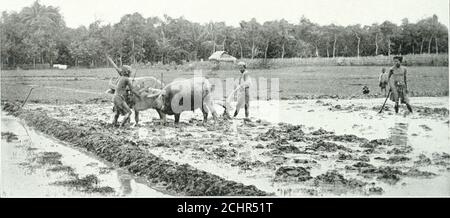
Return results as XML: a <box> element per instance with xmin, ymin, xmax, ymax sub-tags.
<box><xmin>1</xmin><ymin>1</ymin><xmax>448</xmax><ymax>68</ymax></box>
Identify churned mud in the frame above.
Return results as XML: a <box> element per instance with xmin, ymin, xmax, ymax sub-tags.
<box><xmin>1</xmin><ymin>112</ymin><xmax>169</xmax><ymax>197</ymax></box>
<box><xmin>2</xmin><ymin>96</ymin><xmax>449</xmax><ymax>196</ymax></box>
<box><xmin>1</xmin><ymin>105</ymin><xmax>267</xmax><ymax>196</ymax></box>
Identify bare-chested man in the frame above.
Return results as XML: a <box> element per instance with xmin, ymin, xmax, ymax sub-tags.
<box><xmin>388</xmin><ymin>56</ymin><xmax>413</xmax><ymax>114</ymax></box>
<box><xmin>112</xmin><ymin>65</ymin><xmax>139</xmax><ymax>126</ymax></box>
<box><xmin>234</xmin><ymin>62</ymin><xmax>252</xmax><ymax>120</ymax></box>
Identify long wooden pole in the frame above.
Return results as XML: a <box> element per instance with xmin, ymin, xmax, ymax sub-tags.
<box><xmin>106</xmin><ymin>55</ymin><xmax>121</xmax><ymax>76</ymax></box>
<box><xmin>21</xmin><ymin>87</ymin><xmax>34</xmax><ymax>108</ymax></box>
<box><xmin>378</xmin><ymin>89</ymin><xmax>391</xmax><ymax>114</ymax></box>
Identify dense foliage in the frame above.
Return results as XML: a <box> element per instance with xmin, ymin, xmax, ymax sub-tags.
<box><xmin>1</xmin><ymin>1</ymin><xmax>448</xmax><ymax>68</ymax></box>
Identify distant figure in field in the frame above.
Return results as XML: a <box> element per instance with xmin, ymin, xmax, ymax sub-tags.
<box><xmin>378</xmin><ymin>67</ymin><xmax>389</xmax><ymax>96</ymax></box>
<box><xmin>388</xmin><ymin>56</ymin><xmax>413</xmax><ymax>114</ymax></box>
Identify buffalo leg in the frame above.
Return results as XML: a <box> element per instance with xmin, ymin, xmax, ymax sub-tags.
<box><xmin>202</xmin><ymin>105</ymin><xmax>209</xmax><ymax>123</ymax></box>
<box><xmin>112</xmin><ymin>111</ymin><xmax>120</xmax><ymax>127</ymax></box>
<box><xmin>203</xmin><ymin>95</ymin><xmax>218</xmax><ymax>122</ymax></box>
<box><xmin>156</xmin><ymin>109</ymin><xmax>166</xmax><ymax>125</ymax></box>
<box><xmin>134</xmin><ymin>109</ymin><xmax>140</xmax><ymax>126</ymax></box>
<box><xmin>174</xmin><ymin>113</ymin><xmax>181</xmax><ymax>124</ymax></box>
<box><xmin>120</xmin><ymin>103</ymin><xmax>132</xmax><ymax>127</ymax></box>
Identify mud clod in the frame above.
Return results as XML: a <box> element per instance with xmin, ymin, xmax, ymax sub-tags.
<box><xmin>1</xmin><ymin>131</ymin><xmax>19</xmax><ymax>142</ymax></box>
<box><xmin>360</xmin><ymin>166</ymin><xmax>403</xmax><ymax>185</ymax></box>
<box><xmin>324</xmin><ymin>134</ymin><xmax>368</xmax><ymax>143</ymax></box>
<box><xmin>385</xmin><ymin>156</ymin><xmax>411</xmax><ymax>164</ymax></box>
<box><xmin>313</xmin><ymin>171</ymin><xmax>366</xmax><ymax>188</ymax></box>
<box><xmin>431</xmin><ymin>152</ymin><xmax>450</xmax><ymax>167</ymax></box>
<box><xmin>274</xmin><ymin>166</ymin><xmax>312</xmax><ymax>181</ymax></box>
<box><xmin>404</xmin><ymin>169</ymin><xmax>437</xmax><ymax>178</ymax></box>
<box><xmin>415</xmin><ymin>107</ymin><xmax>449</xmax><ymax>117</ymax></box>
<box><xmin>419</xmin><ymin>124</ymin><xmax>432</xmax><ymax>131</ymax></box>
<box><xmin>368</xmin><ymin>187</ymin><xmax>384</xmax><ymax>194</ymax></box>
<box><xmin>311</xmin><ymin>128</ymin><xmax>334</xmax><ymax>135</ymax></box>
<box><xmin>353</xmin><ymin>162</ymin><xmax>375</xmax><ymax>169</ymax></box>
<box><xmin>2</xmin><ymin>102</ymin><xmax>21</xmax><ymax>113</ymax></box>
<box><xmin>414</xmin><ymin>154</ymin><xmax>432</xmax><ymax>166</ymax></box>
<box><xmin>309</xmin><ymin>140</ymin><xmax>351</xmax><ymax>153</ymax></box>
<box><xmin>47</xmin><ymin>165</ymin><xmax>75</xmax><ymax>174</ymax></box>
<box><xmin>377</xmin><ymin>173</ymin><xmax>401</xmax><ymax>185</ymax></box>
<box><xmin>337</xmin><ymin>152</ymin><xmax>353</xmax><ymax>160</ymax></box>
<box><xmin>12</xmin><ymin>109</ymin><xmax>269</xmax><ymax>196</ymax></box>
<box><xmin>294</xmin><ymin>159</ymin><xmax>318</xmax><ymax>164</ymax></box>
<box><xmin>36</xmin><ymin>152</ymin><xmax>63</xmax><ymax>165</ymax></box>
<box><xmin>357</xmin><ymin>155</ymin><xmax>370</xmax><ymax>162</ymax></box>
<box><xmin>361</xmin><ymin>139</ymin><xmax>392</xmax><ymax>149</ymax></box>
<box><xmin>53</xmin><ymin>174</ymin><xmax>115</xmax><ymax>194</ymax></box>
<box><xmin>231</xmin><ymin>160</ymin><xmax>266</xmax><ymax>170</ymax></box>
<box><xmin>211</xmin><ymin>148</ymin><xmax>237</xmax><ymax>158</ymax></box>
<box><xmin>387</xmin><ymin>146</ymin><xmax>413</xmax><ymax>155</ymax></box>
<box><xmin>256</xmin><ymin>124</ymin><xmax>305</xmax><ymax>142</ymax></box>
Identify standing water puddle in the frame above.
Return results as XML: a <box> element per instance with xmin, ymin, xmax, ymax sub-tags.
<box><xmin>1</xmin><ymin>111</ymin><xmax>169</xmax><ymax>197</ymax></box>
<box><xmin>16</xmin><ymin>97</ymin><xmax>450</xmax><ymax>196</ymax></box>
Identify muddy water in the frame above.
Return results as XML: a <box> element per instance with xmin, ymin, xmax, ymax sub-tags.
<box><xmin>22</xmin><ymin>97</ymin><xmax>450</xmax><ymax>196</ymax></box>
<box><xmin>249</xmin><ymin>98</ymin><xmax>450</xmax><ymax>196</ymax></box>
<box><xmin>1</xmin><ymin>112</ymin><xmax>169</xmax><ymax>197</ymax></box>
<box><xmin>250</xmin><ymin>97</ymin><xmax>449</xmax><ymax>153</ymax></box>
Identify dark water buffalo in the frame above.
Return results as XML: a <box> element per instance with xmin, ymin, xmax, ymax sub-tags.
<box><xmin>107</xmin><ymin>76</ymin><xmax>218</xmax><ymax>125</ymax></box>
<box><xmin>156</xmin><ymin>77</ymin><xmax>219</xmax><ymax>124</ymax></box>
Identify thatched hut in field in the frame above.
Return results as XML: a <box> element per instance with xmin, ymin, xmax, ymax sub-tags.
<box><xmin>208</xmin><ymin>51</ymin><xmax>237</xmax><ymax>70</ymax></box>
<box><xmin>208</xmin><ymin>51</ymin><xmax>237</xmax><ymax>63</ymax></box>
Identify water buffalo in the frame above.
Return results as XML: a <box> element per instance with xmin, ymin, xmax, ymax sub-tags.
<box><xmin>107</xmin><ymin>76</ymin><xmax>165</xmax><ymax>126</ymax></box>
<box><xmin>107</xmin><ymin>76</ymin><xmax>218</xmax><ymax>125</ymax></box>
<box><xmin>155</xmin><ymin>77</ymin><xmax>219</xmax><ymax>124</ymax></box>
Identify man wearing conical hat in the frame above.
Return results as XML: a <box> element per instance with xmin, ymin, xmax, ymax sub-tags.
<box><xmin>388</xmin><ymin>56</ymin><xmax>413</xmax><ymax>114</ymax></box>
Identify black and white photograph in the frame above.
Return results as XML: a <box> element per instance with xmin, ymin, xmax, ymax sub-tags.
<box><xmin>0</xmin><ymin>0</ymin><xmax>449</xmax><ymax>200</ymax></box>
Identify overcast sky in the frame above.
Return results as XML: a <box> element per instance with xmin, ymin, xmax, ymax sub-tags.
<box><xmin>1</xmin><ymin>0</ymin><xmax>449</xmax><ymax>28</ymax></box>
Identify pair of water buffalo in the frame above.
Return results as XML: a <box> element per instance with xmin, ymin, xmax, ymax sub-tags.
<box><xmin>108</xmin><ymin>76</ymin><xmax>226</xmax><ymax>126</ymax></box>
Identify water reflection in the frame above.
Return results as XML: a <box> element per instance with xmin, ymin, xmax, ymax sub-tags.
<box><xmin>1</xmin><ymin>111</ymin><xmax>168</xmax><ymax>197</ymax></box>
<box><xmin>389</xmin><ymin>122</ymin><xmax>409</xmax><ymax>146</ymax></box>
<box><xmin>117</xmin><ymin>173</ymin><xmax>133</xmax><ymax>195</ymax></box>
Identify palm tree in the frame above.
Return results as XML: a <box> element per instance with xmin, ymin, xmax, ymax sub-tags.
<box><xmin>21</xmin><ymin>1</ymin><xmax>62</xmax><ymax>30</ymax></box>
<box><xmin>20</xmin><ymin>1</ymin><xmax>63</xmax><ymax>67</ymax></box>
